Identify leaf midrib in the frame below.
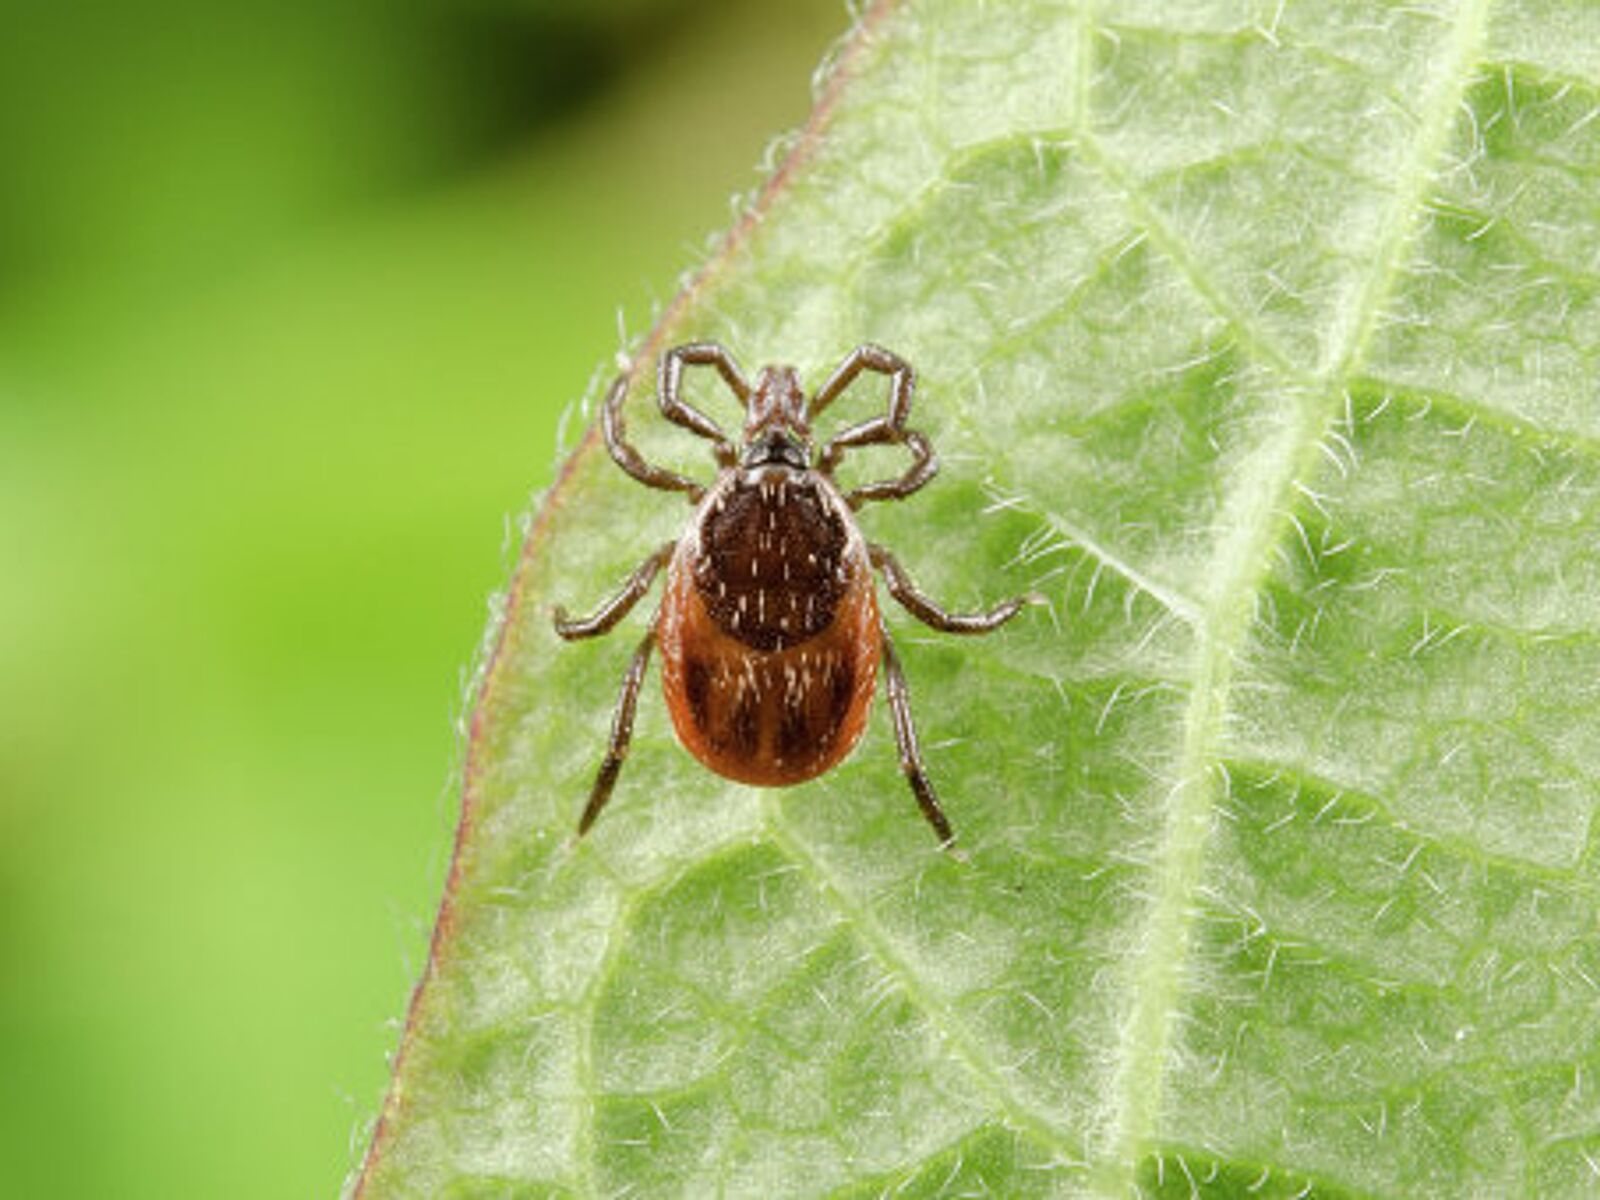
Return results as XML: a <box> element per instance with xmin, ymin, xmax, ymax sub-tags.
<box><xmin>1090</xmin><ymin>0</ymin><xmax>1494</xmax><ymax>1191</ymax></box>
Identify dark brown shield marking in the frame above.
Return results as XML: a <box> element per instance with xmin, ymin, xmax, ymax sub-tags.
<box><xmin>729</xmin><ymin>689</ymin><xmax>761</xmax><ymax>759</ymax></box>
<box><xmin>693</xmin><ymin>474</ymin><xmax>850</xmax><ymax>652</ymax></box>
<box><xmin>777</xmin><ymin>694</ymin><xmax>812</xmax><ymax>764</ymax></box>
<box><xmin>683</xmin><ymin>657</ymin><xmax>712</xmax><ymax>732</ymax></box>
<box><xmin>827</xmin><ymin>659</ymin><xmax>855</xmax><ymax>737</ymax></box>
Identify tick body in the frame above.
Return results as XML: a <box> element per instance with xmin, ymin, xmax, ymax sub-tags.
<box><xmin>553</xmin><ymin>343</ymin><xmax>1034</xmax><ymax>849</ymax></box>
<box><xmin>661</xmin><ymin>464</ymin><xmax>880</xmax><ymax>786</ymax></box>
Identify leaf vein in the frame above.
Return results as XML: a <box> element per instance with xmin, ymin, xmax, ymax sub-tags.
<box><xmin>762</xmin><ymin>800</ymin><xmax>1090</xmax><ymax>1169</ymax></box>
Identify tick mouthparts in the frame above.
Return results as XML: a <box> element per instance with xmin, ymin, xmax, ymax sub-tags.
<box><xmin>740</xmin><ymin>431</ymin><xmax>810</xmax><ymax>471</ymax></box>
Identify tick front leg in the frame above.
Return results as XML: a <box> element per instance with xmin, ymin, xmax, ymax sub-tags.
<box><xmin>659</xmin><ymin>342</ymin><xmax>747</xmax><ymax>468</ymax></box>
<box><xmin>553</xmin><ymin>543</ymin><xmax>674</xmax><ymax>640</ymax></box>
<box><xmin>809</xmin><ymin>344</ymin><xmax>937</xmax><ymax>506</ymax></box>
<box><xmin>808</xmin><ymin>343</ymin><xmax>914</xmax><ymax>425</ymax></box>
<box><xmin>578</xmin><ymin>629</ymin><xmax>656</xmax><ymax>836</ymax></box>
<box><xmin>882</xmin><ymin>632</ymin><xmax>957</xmax><ymax>850</ymax></box>
<box><xmin>603</xmin><ymin>372</ymin><xmax>708</xmax><ymax>502</ymax></box>
<box><xmin>870</xmin><ymin>544</ymin><xmax>1037</xmax><ymax>633</ymax></box>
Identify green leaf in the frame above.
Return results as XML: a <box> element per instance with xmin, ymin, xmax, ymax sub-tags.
<box><xmin>354</xmin><ymin>0</ymin><xmax>1600</xmax><ymax>1195</ymax></box>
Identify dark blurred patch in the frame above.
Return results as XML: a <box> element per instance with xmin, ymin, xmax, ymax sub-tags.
<box><xmin>435</xmin><ymin>10</ymin><xmax>623</xmax><ymax>157</ymax></box>
<box><xmin>429</xmin><ymin>0</ymin><xmax>731</xmax><ymax>168</ymax></box>
<box><xmin>0</xmin><ymin>0</ymin><xmax>717</xmax><ymax>296</ymax></box>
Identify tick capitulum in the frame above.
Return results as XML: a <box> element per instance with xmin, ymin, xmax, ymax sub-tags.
<box><xmin>552</xmin><ymin>342</ymin><xmax>1034</xmax><ymax>849</ymax></box>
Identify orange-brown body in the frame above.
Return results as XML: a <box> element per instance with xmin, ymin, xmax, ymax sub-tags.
<box><xmin>658</xmin><ymin>467</ymin><xmax>880</xmax><ymax>786</ymax></box>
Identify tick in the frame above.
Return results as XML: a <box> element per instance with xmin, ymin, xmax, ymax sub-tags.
<box><xmin>553</xmin><ymin>342</ymin><xmax>1034</xmax><ymax>849</ymax></box>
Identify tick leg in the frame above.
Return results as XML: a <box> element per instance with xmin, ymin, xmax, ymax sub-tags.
<box><xmin>578</xmin><ymin>629</ymin><xmax>656</xmax><ymax>836</ymax></box>
<box><xmin>809</xmin><ymin>343</ymin><xmax>914</xmax><ymax>425</ymax></box>
<box><xmin>838</xmin><ymin>428</ymin><xmax>938</xmax><ymax>508</ymax></box>
<box><xmin>882</xmin><ymin>631</ymin><xmax>957</xmax><ymax>849</ymax></box>
<box><xmin>870</xmin><ymin>543</ymin><xmax>1035</xmax><ymax>633</ymax></box>
<box><xmin>603</xmin><ymin>372</ymin><xmax>707</xmax><ymax>501</ymax></box>
<box><xmin>554</xmin><ymin>543</ymin><xmax>673</xmax><ymax>640</ymax></box>
<box><xmin>810</xmin><ymin>345</ymin><xmax>939</xmax><ymax>507</ymax></box>
<box><xmin>659</xmin><ymin>342</ymin><xmax>749</xmax><ymax>469</ymax></box>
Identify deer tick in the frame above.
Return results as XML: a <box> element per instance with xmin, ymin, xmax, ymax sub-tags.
<box><xmin>553</xmin><ymin>342</ymin><xmax>1034</xmax><ymax>848</ymax></box>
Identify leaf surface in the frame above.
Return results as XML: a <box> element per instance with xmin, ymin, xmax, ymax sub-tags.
<box><xmin>357</xmin><ymin>1</ymin><xmax>1600</xmax><ymax>1195</ymax></box>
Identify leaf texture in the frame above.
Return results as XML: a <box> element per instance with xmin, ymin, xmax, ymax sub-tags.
<box><xmin>355</xmin><ymin>1</ymin><xmax>1600</xmax><ymax>1195</ymax></box>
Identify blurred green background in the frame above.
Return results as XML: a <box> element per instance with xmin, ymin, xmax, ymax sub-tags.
<box><xmin>0</xmin><ymin>1</ymin><xmax>843</xmax><ymax>1193</ymax></box>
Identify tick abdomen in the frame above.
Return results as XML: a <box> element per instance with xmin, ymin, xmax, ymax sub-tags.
<box><xmin>659</xmin><ymin>469</ymin><xmax>881</xmax><ymax>786</ymax></box>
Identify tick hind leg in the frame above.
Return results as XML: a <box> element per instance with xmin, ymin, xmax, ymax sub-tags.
<box><xmin>578</xmin><ymin>629</ymin><xmax>656</xmax><ymax>836</ymax></box>
<box><xmin>870</xmin><ymin>544</ymin><xmax>1037</xmax><ymax>633</ymax></box>
<box><xmin>881</xmin><ymin>632</ymin><xmax>958</xmax><ymax>851</ymax></box>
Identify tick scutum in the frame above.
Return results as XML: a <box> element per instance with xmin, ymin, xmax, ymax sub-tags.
<box><xmin>693</xmin><ymin>468</ymin><xmax>847</xmax><ymax>651</ymax></box>
<box><xmin>659</xmin><ymin>465</ymin><xmax>881</xmax><ymax>787</ymax></box>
